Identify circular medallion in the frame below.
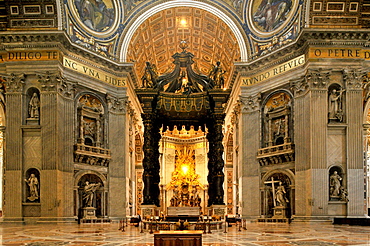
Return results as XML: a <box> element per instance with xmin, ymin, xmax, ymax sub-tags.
<box><xmin>69</xmin><ymin>0</ymin><xmax>120</xmax><ymax>36</ymax></box>
<box><xmin>247</xmin><ymin>0</ymin><xmax>295</xmax><ymax>37</ymax></box>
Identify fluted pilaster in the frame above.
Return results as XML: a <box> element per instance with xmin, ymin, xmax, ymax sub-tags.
<box><xmin>345</xmin><ymin>69</ymin><xmax>365</xmax><ymax>216</ymax></box>
<box><xmin>239</xmin><ymin>93</ymin><xmax>261</xmax><ymax>218</ymax></box>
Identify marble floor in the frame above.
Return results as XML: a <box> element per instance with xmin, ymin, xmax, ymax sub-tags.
<box><xmin>0</xmin><ymin>221</ymin><xmax>370</xmax><ymax>246</ymax></box>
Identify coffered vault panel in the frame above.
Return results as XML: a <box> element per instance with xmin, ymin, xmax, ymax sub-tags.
<box><xmin>126</xmin><ymin>7</ymin><xmax>240</xmax><ymax>82</ymax></box>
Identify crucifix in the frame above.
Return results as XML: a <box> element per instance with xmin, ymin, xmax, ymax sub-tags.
<box><xmin>264</xmin><ymin>177</ymin><xmax>281</xmax><ymax>207</ymax></box>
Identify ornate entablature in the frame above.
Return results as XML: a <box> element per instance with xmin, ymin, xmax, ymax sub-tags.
<box><xmin>74</xmin><ymin>94</ymin><xmax>111</xmax><ymax>167</ymax></box>
<box><xmin>257</xmin><ymin>92</ymin><xmax>294</xmax><ymax>166</ymax></box>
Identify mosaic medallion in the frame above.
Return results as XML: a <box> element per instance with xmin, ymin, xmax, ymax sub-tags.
<box><xmin>69</xmin><ymin>0</ymin><xmax>119</xmax><ymax>35</ymax></box>
<box><xmin>248</xmin><ymin>0</ymin><xmax>295</xmax><ymax>36</ymax></box>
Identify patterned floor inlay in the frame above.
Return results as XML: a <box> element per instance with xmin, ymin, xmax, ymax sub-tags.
<box><xmin>0</xmin><ymin>221</ymin><xmax>370</xmax><ymax>245</ymax></box>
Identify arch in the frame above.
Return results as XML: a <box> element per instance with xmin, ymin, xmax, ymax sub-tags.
<box><xmin>261</xmin><ymin>169</ymin><xmax>295</xmax><ymax>218</ymax></box>
<box><xmin>74</xmin><ymin>170</ymin><xmax>108</xmax><ymax>218</ymax></box>
<box><xmin>261</xmin><ymin>89</ymin><xmax>293</xmax><ymax>107</ymax></box>
<box><xmin>261</xmin><ymin>169</ymin><xmax>295</xmax><ymax>187</ymax></box>
<box><xmin>74</xmin><ymin>170</ymin><xmax>107</xmax><ymax>187</ymax></box>
<box><xmin>119</xmin><ymin>0</ymin><xmax>248</xmax><ymax>62</ymax></box>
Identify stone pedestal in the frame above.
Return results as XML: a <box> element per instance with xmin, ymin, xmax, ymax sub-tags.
<box><xmin>26</xmin><ymin>118</ymin><xmax>39</xmax><ymax>125</ymax></box>
<box><xmin>82</xmin><ymin>207</ymin><xmax>97</xmax><ymax>219</ymax></box>
<box><xmin>141</xmin><ymin>204</ymin><xmax>157</xmax><ymax>219</ymax></box>
<box><xmin>273</xmin><ymin>206</ymin><xmax>287</xmax><ymax>218</ymax></box>
<box><xmin>210</xmin><ymin>205</ymin><xmax>226</xmax><ymax>219</ymax></box>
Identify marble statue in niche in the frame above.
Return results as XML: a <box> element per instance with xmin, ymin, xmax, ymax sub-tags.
<box><xmin>264</xmin><ymin>175</ymin><xmax>291</xmax><ymax>218</ymax></box>
<box><xmin>73</xmin><ymin>0</ymin><xmax>115</xmax><ymax>32</ymax></box>
<box><xmin>328</xmin><ymin>87</ymin><xmax>345</xmax><ymax>122</ymax></box>
<box><xmin>329</xmin><ymin>169</ymin><xmax>348</xmax><ymax>202</ymax></box>
<box><xmin>28</xmin><ymin>93</ymin><xmax>40</xmax><ymax>119</ymax></box>
<box><xmin>83</xmin><ymin>181</ymin><xmax>101</xmax><ymax>207</ymax></box>
<box><xmin>275</xmin><ymin>181</ymin><xmax>289</xmax><ymax>207</ymax></box>
<box><xmin>24</xmin><ymin>173</ymin><xmax>39</xmax><ymax>202</ymax></box>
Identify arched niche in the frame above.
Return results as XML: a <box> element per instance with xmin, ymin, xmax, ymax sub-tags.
<box><xmin>328</xmin><ymin>83</ymin><xmax>345</xmax><ymax>123</ymax></box>
<box><xmin>329</xmin><ymin>166</ymin><xmax>346</xmax><ymax>202</ymax></box>
<box><xmin>24</xmin><ymin>168</ymin><xmax>40</xmax><ymax>203</ymax></box>
<box><xmin>74</xmin><ymin>171</ymin><xmax>107</xmax><ymax>219</ymax></box>
<box><xmin>26</xmin><ymin>88</ymin><xmax>40</xmax><ymax>125</ymax></box>
<box><xmin>260</xmin><ymin>169</ymin><xmax>295</xmax><ymax>219</ymax></box>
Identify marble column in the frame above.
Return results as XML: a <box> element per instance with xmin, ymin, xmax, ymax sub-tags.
<box><xmin>141</xmin><ymin>113</ymin><xmax>160</xmax><ymax>206</ymax></box>
<box><xmin>206</xmin><ymin>113</ymin><xmax>225</xmax><ymax>205</ymax></box>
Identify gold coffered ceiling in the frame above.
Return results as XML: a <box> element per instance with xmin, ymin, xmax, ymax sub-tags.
<box><xmin>127</xmin><ymin>7</ymin><xmax>240</xmax><ymax>85</ymax></box>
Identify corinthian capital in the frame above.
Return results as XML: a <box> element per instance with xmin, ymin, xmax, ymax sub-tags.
<box><xmin>2</xmin><ymin>73</ymin><xmax>25</xmax><ymax>92</ymax></box>
<box><xmin>240</xmin><ymin>93</ymin><xmax>261</xmax><ymax>113</ymax></box>
<box><xmin>290</xmin><ymin>75</ymin><xmax>308</xmax><ymax>97</ymax></box>
<box><xmin>343</xmin><ymin>68</ymin><xmax>365</xmax><ymax>90</ymax></box>
<box><xmin>57</xmin><ymin>76</ymin><xmax>76</xmax><ymax>99</ymax></box>
<box><xmin>306</xmin><ymin>69</ymin><xmax>331</xmax><ymax>89</ymax></box>
<box><xmin>106</xmin><ymin>94</ymin><xmax>128</xmax><ymax>114</ymax></box>
<box><xmin>38</xmin><ymin>71</ymin><xmax>59</xmax><ymax>92</ymax></box>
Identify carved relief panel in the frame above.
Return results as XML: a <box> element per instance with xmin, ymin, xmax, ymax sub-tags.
<box><xmin>77</xmin><ymin>94</ymin><xmax>104</xmax><ymax>147</ymax></box>
<box><xmin>257</xmin><ymin>91</ymin><xmax>294</xmax><ymax>166</ymax></box>
<box><xmin>262</xmin><ymin>92</ymin><xmax>292</xmax><ymax>147</ymax></box>
<box><xmin>74</xmin><ymin>94</ymin><xmax>111</xmax><ymax>166</ymax></box>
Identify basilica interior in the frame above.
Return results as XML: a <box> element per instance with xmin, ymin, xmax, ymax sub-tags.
<box><xmin>0</xmin><ymin>0</ymin><xmax>370</xmax><ymax>240</ymax></box>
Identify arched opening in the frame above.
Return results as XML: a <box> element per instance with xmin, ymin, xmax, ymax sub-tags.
<box><xmin>135</xmin><ymin>44</ymin><xmax>230</xmax><ymax>219</ymax></box>
<box><xmin>261</xmin><ymin>170</ymin><xmax>295</xmax><ymax>219</ymax></box>
<box><xmin>75</xmin><ymin>173</ymin><xmax>107</xmax><ymax>220</ymax></box>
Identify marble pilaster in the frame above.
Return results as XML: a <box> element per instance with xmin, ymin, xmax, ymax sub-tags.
<box><xmin>107</xmin><ymin>95</ymin><xmax>128</xmax><ymax>219</ymax></box>
<box><xmin>345</xmin><ymin>69</ymin><xmax>366</xmax><ymax>216</ymax></box>
<box><xmin>239</xmin><ymin>93</ymin><xmax>260</xmax><ymax>219</ymax></box>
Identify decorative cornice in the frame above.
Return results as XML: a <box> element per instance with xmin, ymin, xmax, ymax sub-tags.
<box><xmin>0</xmin><ymin>32</ymin><xmax>134</xmax><ymax>74</ymax></box>
<box><xmin>236</xmin><ymin>29</ymin><xmax>370</xmax><ymax>76</ymax></box>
